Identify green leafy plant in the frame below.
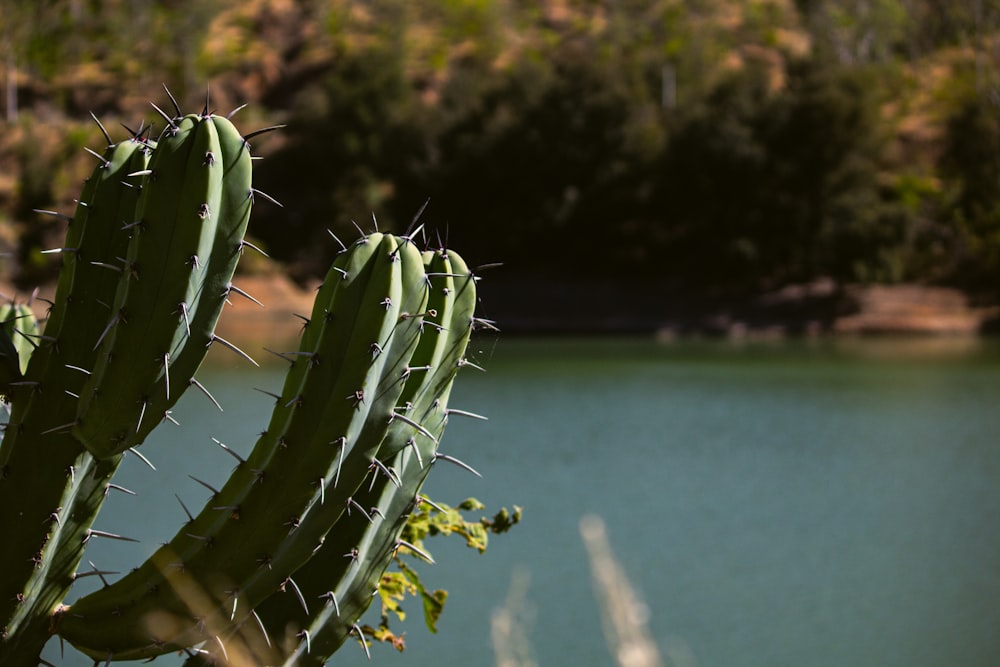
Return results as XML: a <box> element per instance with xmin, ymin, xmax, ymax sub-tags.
<box><xmin>0</xmin><ymin>93</ymin><xmax>514</xmax><ymax>666</ymax></box>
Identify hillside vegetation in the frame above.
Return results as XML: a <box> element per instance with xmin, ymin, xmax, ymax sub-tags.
<box><xmin>2</xmin><ymin>0</ymin><xmax>1000</xmax><ymax>306</ymax></box>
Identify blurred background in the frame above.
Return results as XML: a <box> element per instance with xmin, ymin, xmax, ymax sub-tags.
<box><xmin>4</xmin><ymin>0</ymin><xmax>1000</xmax><ymax>333</ymax></box>
<box><xmin>5</xmin><ymin>3</ymin><xmax>1000</xmax><ymax>666</ymax></box>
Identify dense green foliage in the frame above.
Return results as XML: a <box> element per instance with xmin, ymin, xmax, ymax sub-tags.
<box><xmin>4</xmin><ymin>0</ymin><xmax>1000</xmax><ymax>297</ymax></box>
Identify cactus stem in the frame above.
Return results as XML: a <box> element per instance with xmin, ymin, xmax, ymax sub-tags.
<box><xmin>396</xmin><ymin>539</ymin><xmax>435</xmax><ymax>564</ymax></box>
<box><xmin>240</xmin><ymin>239</ymin><xmax>268</xmax><ymax>257</ymax></box>
<box><xmin>90</xmin><ymin>111</ymin><xmax>113</xmax><ymax>146</ymax></box>
<box><xmin>434</xmin><ymin>453</ymin><xmax>482</xmax><ymax>478</ymax></box>
<box><xmin>445</xmin><ymin>408</ymin><xmax>488</xmax><ymax>421</ymax></box>
<box><xmin>351</xmin><ymin>623</ymin><xmax>371</xmax><ymax>660</ymax></box>
<box><xmin>105</xmin><ymin>483</ymin><xmax>136</xmax><ymax>497</ymax></box>
<box><xmin>188</xmin><ymin>475</ymin><xmax>220</xmax><ymax>497</ymax></box>
<box><xmin>226</xmin><ymin>283</ymin><xmax>263</xmax><ymax>307</ymax></box>
<box><xmin>211</xmin><ymin>437</ymin><xmax>245</xmax><ymax>464</ymax></box>
<box><xmin>190</xmin><ymin>378</ymin><xmax>224</xmax><ymax>412</ymax></box>
<box><xmin>127</xmin><ymin>447</ymin><xmax>156</xmax><ymax>471</ymax></box>
<box><xmin>175</xmin><ymin>494</ymin><xmax>194</xmax><ymax>521</ymax></box>
<box><xmin>85</xmin><ymin>529</ymin><xmax>139</xmax><ymax>544</ymax></box>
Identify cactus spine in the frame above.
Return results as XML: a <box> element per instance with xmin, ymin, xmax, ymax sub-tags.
<box><xmin>0</xmin><ymin>95</ymin><xmax>497</xmax><ymax>667</ymax></box>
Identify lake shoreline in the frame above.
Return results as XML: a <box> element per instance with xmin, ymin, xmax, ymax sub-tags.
<box><xmin>7</xmin><ymin>274</ymin><xmax>999</xmax><ymax>346</ymax></box>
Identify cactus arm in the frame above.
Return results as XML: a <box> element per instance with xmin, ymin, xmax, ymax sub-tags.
<box><xmin>199</xmin><ymin>246</ymin><xmax>478</xmax><ymax>666</ymax></box>
<box><xmin>56</xmin><ymin>234</ymin><xmax>432</xmax><ymax>660</ymax></box>
<box><xmin>73</xmin><ymin>114</ymin><xmax>229</xmax><ymax>456</ymax></box>
<box><xmin>236</xmin><ymin>234</ymin><xmax>428</xmax><ymax>591</ymax></box>
<box><xmin>57</xmin><ymin>138</ymin><xmax>154</xmax><ymax>402</ymax></box>
<box><xmin>132</xmin><ymin>115</ymin><xmax>253</xmax><ymax>447</ymax></box>
<box><xmin>0</xmin><ymin>136</ymin><xmax>155</xmax><ymax>664</ymax></box>
<box><xmin>0</xmin><ymin>449</ymin><xmax>119</xmax><ymax>667</ymax></box>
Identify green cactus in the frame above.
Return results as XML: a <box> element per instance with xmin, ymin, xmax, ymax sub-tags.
<box><xmin>0</xmin><ymin>97</ymin><xmax>508</xmax><ymax>667</ymax></box>
<box><xmin>73</xmin><ymin>112</ymin><xmax>254</xmax><ymax>457</ymax></box>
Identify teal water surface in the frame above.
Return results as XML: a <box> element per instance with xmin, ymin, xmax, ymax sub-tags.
<box><xmin>45</xmin><ymin>337</ymin><xmax>1000</xmax><ymax>666</ymax></box>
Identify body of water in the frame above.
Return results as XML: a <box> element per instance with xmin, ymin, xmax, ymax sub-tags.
<box><xmin>46</xmin><ymin>337</ymin><xmax>1000</xmax><ymax>666</ymax></box>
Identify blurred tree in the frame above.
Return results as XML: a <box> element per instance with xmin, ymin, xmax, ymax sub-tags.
<box><xmin>653</xmin><ymin>59</ymin><xmax>909</xmax><ymax>292</ymax></box>
<box><xmin>251</xmin><ymin>41</ymin><xmax>426</xmax><ymax>277</ymax></box>
<box><xmin>940</xmin><ymin>91</ymin><xmax>1000</xmax><ymax>289</ymax></box>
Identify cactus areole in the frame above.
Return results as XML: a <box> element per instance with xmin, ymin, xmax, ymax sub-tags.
<box><xmin>0</xmin><ymin>96</ymin><xmax>493</xmax><ymax>666</ymax></box>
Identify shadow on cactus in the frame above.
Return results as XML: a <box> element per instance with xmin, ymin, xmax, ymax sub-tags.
<box><xmin>0</xmin><ymin>92</ymin><xmax>517</xmax><ymax>666</ymax></box>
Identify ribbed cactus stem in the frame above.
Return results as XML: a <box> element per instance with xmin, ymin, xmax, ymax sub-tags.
<box><xmin>0</xmin><ymin>133</ymin><xmax>154</xmax><ymax>664</ymax></box>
